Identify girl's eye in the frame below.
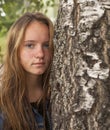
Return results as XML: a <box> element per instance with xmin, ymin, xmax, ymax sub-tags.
<box><xmin>25</xmin><ymin>43</ymin><xmax>34</xmax><ymax>49</ymax></box>
<box><xmin>43</xmin><ymin>43</ymin><xmax>49</xmax><ymax>49</ymax></box>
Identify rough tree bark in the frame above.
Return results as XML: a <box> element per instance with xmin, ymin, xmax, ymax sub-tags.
<box><xmin>50</xmin><ymin>0</ymin><xmax>110</xmax><ymax>130</ymax></box>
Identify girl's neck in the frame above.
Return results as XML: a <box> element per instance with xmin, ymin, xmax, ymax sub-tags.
<box><xmin>26</xmin><ymin>74</ymin><xmax>42</xmax><ymax>89</ymax></box>
<box><xmin>26</xmin><ymin>73</ymin><xmax>43</xmax><ymax>103</ymax></box>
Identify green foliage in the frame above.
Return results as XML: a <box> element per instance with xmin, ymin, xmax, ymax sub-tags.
<box><xmin>0</xmin><ymin>35</ymin><xmax>6</xmax><ymax>52</ymax></box>
<box><xmin>0</xmin><ymin>0</ymin><xmax>56</xmax><ymax>34</ymax></box>
<box><xmin>0</xmin><ymin>35</ymin><xmax>6</xmax><ymax>63</ymax></box>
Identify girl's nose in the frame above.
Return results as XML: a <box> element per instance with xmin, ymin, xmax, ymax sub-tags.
<box><xmin>34</xmin><ymin>46</ymin><xmax>44</xmax><ymax>59</ymax></box>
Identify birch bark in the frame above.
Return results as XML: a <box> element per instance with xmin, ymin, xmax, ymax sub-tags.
<box><xmin>51</xmin><ymin>0</ymin><xmax>110</xmax><ymax>130</ymax></box>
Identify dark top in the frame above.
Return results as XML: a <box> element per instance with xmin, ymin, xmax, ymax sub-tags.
<box><xmin>0</xmin><ymin>103</ymin><xmax>52</xmax><ymax>130</ymax></box>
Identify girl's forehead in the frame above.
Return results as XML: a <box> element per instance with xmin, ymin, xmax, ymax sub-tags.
<box><xmin>23</xmin><ymin>21</ymin><xmax>49</xmax><ymax>43</ymax></box>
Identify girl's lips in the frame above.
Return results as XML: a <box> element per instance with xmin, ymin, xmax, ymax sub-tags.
<box><xmin>33</xmin><ymin>62</ymin><xmax>45</xmax><ymax>64</ymax></box>
<box><xmin>32</xmin><ymin>62</ymin><xmax>45</xmax><ymax>66</ymax></box>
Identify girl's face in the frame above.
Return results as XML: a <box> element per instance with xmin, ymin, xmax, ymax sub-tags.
<box><xmin>19</xmin><ymin>21</ymin><xmax>51</xmax><ymax>76</ymax></box>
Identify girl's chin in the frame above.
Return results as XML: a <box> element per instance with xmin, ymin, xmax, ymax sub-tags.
<box><xmin>31</xmin><ymin>71</ymin><xmax>45</xmax><ymax>75</ymax></box>
<box><xmin>26</xmin><ymin>70</ymin><xmax>45</xmax><ymax>76</ymax></box>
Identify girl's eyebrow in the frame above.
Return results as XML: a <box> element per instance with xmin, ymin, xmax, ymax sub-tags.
<box><xmin>24</xmin><ymin>40</ymin><xmax>36</xmax><ymax>42</ymax></box>
<box><xmin>43</xmin><ymin>40</ymin><xmax>49</xmax><ymax>43</ymax></box>
<box><xmin>24</xmin><ymin>40</ymin><xmax>50</xmax><ymax>43</ymax></box>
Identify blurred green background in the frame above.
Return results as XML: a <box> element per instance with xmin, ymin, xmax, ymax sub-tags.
<box><xmin>0</xmin><ymin>0</ymin><xmax>59</xmax><ymax>63</ymax></box>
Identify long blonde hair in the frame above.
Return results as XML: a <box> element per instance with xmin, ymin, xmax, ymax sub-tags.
<box><xmin>0</xmin><ymin>12</ymin><xmax>54</xmax><ymax>130</ymax></box>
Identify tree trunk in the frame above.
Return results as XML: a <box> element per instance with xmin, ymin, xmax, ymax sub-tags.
<box><xmin>50</xmin><ymin>0</ymin><xmax>110</xmax><ymax>130</ymax></box>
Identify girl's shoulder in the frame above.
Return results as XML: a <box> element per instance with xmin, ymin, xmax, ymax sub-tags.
<box><xmin>0</xmin><ymin>112</ymin><xmax>4</xmax><ymax>130</ymax></box>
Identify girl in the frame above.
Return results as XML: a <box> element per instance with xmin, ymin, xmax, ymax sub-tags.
<box><xmin>0</xmin><ymin>12</ymin><xmax>54</xmax><ymax>130</ymax></box>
